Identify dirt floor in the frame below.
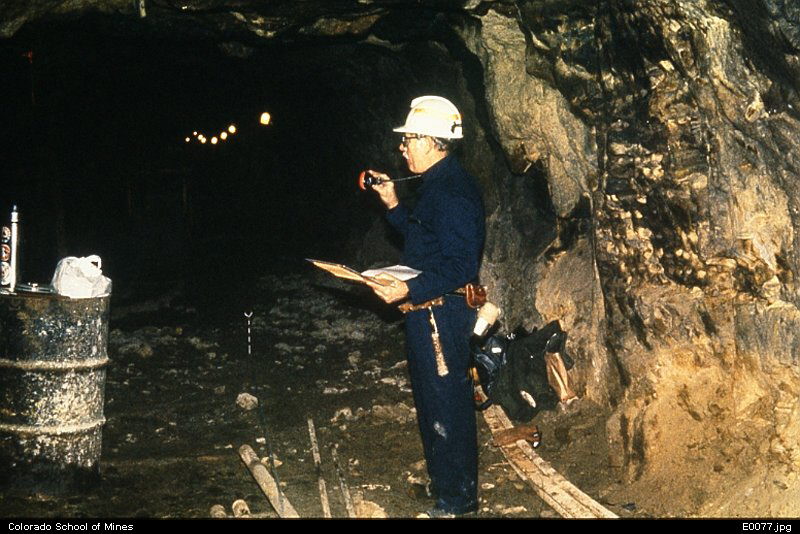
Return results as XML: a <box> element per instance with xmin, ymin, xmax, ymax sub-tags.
<box><xmin>0</xmin><ymin>269</ymin><xmax>647</xmax><ymax>519</ymax></box>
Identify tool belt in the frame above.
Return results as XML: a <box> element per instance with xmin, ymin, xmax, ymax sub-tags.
<box><xmin>395</xmin><ymin>284</ymin><xmax>488</xmax><ymax>378</ymax></box>
<box><xmin>397</xmin><ymin>297</ymin><xmax>450</xmax><ymax>377</ymax></box>
<box><xmin>397</xmin><ymin>283</ymin><xmax>486</xmax><ymax>314</ymax></box>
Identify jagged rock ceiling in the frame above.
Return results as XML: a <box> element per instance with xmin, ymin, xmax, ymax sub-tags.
<box><xmin>0</xmin><ymin>0</ymin><xmax>486</xmax><ymax>41</ymax></box>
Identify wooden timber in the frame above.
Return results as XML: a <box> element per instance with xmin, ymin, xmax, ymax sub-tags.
<box><xmin>307</xmin><ymin>417</ymin><xmax>332</xmax><ymax>518</ymax></box>
<box><xmin>480</xmin><ymin>400</ymin><xmax>617</xmax><ymax>519</ymax></box>
<box><xmin>239</xmin><ymin>444</ymin><xmax>300</xmax><ymax>518</ymax></box>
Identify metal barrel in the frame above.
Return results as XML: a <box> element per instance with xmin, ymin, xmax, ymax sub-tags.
<box><xmin>0</xmin><ymin>292</ymin><xmax>110</xmax><ymax>494</ymax></box>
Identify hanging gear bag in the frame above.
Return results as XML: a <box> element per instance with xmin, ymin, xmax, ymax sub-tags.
<box><xmin>471</xmin><ymin>320</ymin><xmax>575</xmax><ymax>423</ymax></box>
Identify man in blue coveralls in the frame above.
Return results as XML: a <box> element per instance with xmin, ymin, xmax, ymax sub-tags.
<box><xmin>364</xmin><ymin>95</ymin><xmax>485</xmax><ymax>517</ymax></box>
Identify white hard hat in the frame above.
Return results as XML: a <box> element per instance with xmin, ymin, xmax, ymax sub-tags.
<box><xmin>393</xmin><ymin>95</ymin><xmax>463</xmax><ymax>139</ymax></box>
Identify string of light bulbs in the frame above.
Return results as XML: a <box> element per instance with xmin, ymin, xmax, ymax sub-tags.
<box><xmin>183</xmin><ymin>112</ymin><xmax>271</xmax><ymax>146</ymax></box>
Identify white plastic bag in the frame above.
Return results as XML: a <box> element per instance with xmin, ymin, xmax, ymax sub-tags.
<box><xmin>52</xmin><ymin>255</ymin><xmax>112</xmax><ymax>298</ymax></box>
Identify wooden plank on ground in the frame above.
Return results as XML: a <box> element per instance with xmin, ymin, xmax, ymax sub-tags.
<box><xmin>307</xmin><ymin>417</ymin><xmax>332</xmax><ymax>518</ymax></box>
<box><xmin>239</xmin><ymin>444</ymin><xmax>301</xmax><ymax>518</ymax></box>
<box><xmin>330</xmin><ymin>444</ymin><xmax>356</xmax><ymax>518</ymax></box>
<box><xmin>481</xmin><ymin>401</ymin><xmax>618</xmax><ymax>519</ymax></box>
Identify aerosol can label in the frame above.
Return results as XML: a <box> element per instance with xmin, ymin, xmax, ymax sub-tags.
<box><xmin>2</xmin><ymin>208</ymin><xmax>19</xmax><ymax>290</ymax></box>
<box><xmin>0</xmin><ymin>226</ymin><xmax>9</xmax><ymax>286</ymax></box>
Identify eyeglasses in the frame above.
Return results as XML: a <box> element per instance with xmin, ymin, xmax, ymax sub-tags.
<box><xmin>400</xmin><ymin>134</ymin><xmax>423</xmax><ymax>147</ymax></box>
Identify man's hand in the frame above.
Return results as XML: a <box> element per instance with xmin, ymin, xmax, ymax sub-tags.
<box><xmin>365</xmin><ymin>170</ymin><xmax>399</xmax><ymax>210</ymax></box>
<box><xmin>365</xmin><ymin>273</ymin><xmax>409</xmax><ymax>304</ymax></box>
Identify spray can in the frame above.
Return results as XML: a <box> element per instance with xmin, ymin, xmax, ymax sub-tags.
<box><xmin>1</xmin><ymin>206</ymin><xmax>18</xmax><ymax>291</ymax></box>
<box><xmin>9</xmin><ymin>206</ymin><xmax>18</xmax><ymax>292</ymax></box>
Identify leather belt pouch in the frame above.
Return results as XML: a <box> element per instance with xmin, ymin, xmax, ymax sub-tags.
<box><xmin>465</xmin><ymin>284</ymin><xmax>487</xmax><ymax>309</ymax></box>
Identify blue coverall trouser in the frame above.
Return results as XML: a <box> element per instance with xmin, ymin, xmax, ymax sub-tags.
<box><xmin>405</xmin><ymin>295</ymin><xmax>478</xmax><ymax>514</ymax></box>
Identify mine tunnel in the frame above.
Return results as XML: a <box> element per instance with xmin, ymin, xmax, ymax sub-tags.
<box><xmin>1</xmin><ymin>7</ymin><xmax>559</xmax><ymax>320</ymax></box>
<box><xmin>1</xmin><ymin>0</ymin><xmax>800</xmax><ymax>520</ymax></box>
<box><xmin>1</xmin><ymin>15</ymin><xmax>455</xmax><ymax>298</ymax></box>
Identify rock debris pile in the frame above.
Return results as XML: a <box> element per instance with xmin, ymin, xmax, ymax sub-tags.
<box><xmin>247</xmin><ymin>274</ymin><xmax>410</xmax><ymax>401</ymax></box>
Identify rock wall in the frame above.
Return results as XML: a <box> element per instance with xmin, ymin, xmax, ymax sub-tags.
<box><xmin>456</xmin><ymin>0</ymin><xmax>800</xmax><ymax>516</ymax></box>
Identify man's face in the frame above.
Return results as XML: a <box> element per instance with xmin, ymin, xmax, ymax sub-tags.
<box><xmin>399</xmin><ymin>134</ymin><xmax>426</xmax><ymax>173</ymax></box>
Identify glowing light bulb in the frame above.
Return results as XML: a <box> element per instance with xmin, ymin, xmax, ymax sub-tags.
<box><xmin>260</xmin><ymin>112</ymin><xmax>271</xmax><ymax>125</ymax></box>
<box><xmin>228</xmin><ymin>125</ymin><xmax>237</xmax><ymax>134</ymax></box>
<box><xmin>220</xmin><ymin>132</ymin><xmax>228</xmax><ymax>140</ymax></box>
<box><xmin>211</xmin><ymin>137</ymin><xmax>218</xmax><ymax>145</ymax></box>
<box><xmin>193</xmin><ymin>131</ymin><xmax>198</xmax><ymax>136</ymax></box>
<box><xmin>200</xmin><ymin>137</ymin><xmax>207</xmax><ymax>144</ymax></box>
<box><xmin>185</xmin><ymin>137</ymin><xmax>191</xmax><ymax>143</ymax></box>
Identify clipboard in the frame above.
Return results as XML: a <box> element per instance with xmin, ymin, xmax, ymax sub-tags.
<box><xmin>306</xmin><ymin>258</ymin><xmax>370</xmax><ymax>284</ymax></box>
<box><xmin>306</xmin><ymin>259</ymin><xmax>421</xmax><ymax>286</ymax></box>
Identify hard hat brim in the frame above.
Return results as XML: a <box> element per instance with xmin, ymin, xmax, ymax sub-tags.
<box><xmin>392</xmin><ymin>125</ymin><xmax>463</xmax><ymax>139</ymax></box>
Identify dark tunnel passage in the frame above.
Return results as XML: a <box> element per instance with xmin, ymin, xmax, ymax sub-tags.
<box><xmin>0</xmin><ymin>12</ymin><xmax>503</xmax><ymax>319</ymax></box>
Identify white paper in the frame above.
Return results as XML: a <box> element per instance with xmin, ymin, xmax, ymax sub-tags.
<box><xmin>361</xmin><ymin>265</ymin><xmax>421</xmax><ymax>281</ymax></box>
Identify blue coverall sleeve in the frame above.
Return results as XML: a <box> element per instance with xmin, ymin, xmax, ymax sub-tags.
<box><xmin>406</xmin><ymin>193</ymin><xmax>481</xmax><ymax>304</ymax></box>
<box><xmin>386</xmin><ymin>204</ymin><xmax>410</xmax><ymax>237</ymax></box>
